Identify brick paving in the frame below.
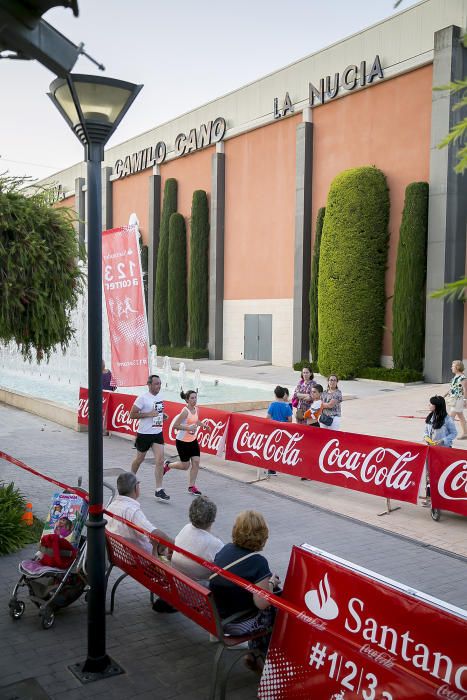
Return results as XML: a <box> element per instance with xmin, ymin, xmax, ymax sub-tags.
<box><xmin>1</xmin><ymin>403</ymin><xmax>466</xmax><ymax>699</ymax></box>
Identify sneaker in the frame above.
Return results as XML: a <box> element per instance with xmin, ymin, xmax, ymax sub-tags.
<box><xmin>301</xmin><ymin>477</ymin><xmax>309</xmax><ymax>481</ymax></box>
<box><xmin>267</xmin><ymin>470</ymin><xmax>277</xmax><ymax>476</ymax></box>
<box><xmin>155</xmin><ymin>488</ymin><xmax>170</xmax><ymax>501</ymax></box>
<box><xmin>188</xmin><ymin>485</ymin><xmax>202</xmax><ymax>495</ymax></box>
<box><xmin>163</xmin><ymin>459</ymin><xmax>171</xmax><ymax>476</ymax></box>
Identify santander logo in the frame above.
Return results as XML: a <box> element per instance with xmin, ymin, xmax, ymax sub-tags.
<box><xmin>318</xmin><ymin>439</ymin><xmax>418</xmax><ymax>491</ymax></box>
<box><xmin>232</xmin><ymin>422</ymin><xmax>303</xmax><ymax>466</ymax></box>
<box><xmin>305</xmin><ymin>574</ymin><xmax>339</xmax><ymax>620</ymax></box>
<box><xmin>437</xmin><ymin>460</ymin><xmax>467</xmax><ymax>501</ymax></box>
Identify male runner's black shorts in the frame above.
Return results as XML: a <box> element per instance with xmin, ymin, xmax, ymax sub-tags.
<box><xmin>135</xmin><ymin>432</ymin><xmax>164</xmax><ymax>453</ymax></box>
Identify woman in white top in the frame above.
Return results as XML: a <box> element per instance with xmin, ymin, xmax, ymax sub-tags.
<box><xmin>163</xmin><ymin>390</ymin><xmax>211</xmax><ymax>495</ymax></box>
<box><xmin>171</xmin><ymin>496</ymin><xmax>223</xmax><ymax>582</ymax></box>
<box><xmin>445</xmin><ymin>360</ymin><xmax>467</xmax><ymax>440</ymax></box>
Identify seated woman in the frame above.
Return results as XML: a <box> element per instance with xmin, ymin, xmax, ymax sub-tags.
<box><xmin>209</xmin><ymin>510</ymin><xmax>279</xmax><ymax>671</ymax></box>
<box><xmin>171</xmin><ymin>495</ymin><xmax>223</xmax><ymax>584</ymax></box>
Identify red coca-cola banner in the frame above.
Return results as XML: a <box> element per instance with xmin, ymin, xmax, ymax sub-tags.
<box><xmin>428</xmin><ymin>446</ymin><xmax>467</xmax><ymax>517</ymax></box>
<box><xmin>224</xmin><ymin>414</ymin><xmax>427</xmax><ymax>504</ymax></box>
<box><xmin>102</xmin><ymin>225</ymin><xmax>149</xmax><ymax>387</ymax></box>
<box><xmin>77</xmin><ymin>387</ymin><xmax>111</xmax><ymax>426</ymax></box>
<box><xmin>105</xmin><ymin>391</ymin><xmax>230</xmax><ymax>456</ymax></box>
<box><xmin>259</xmin><ymin>544</ymin><xmax>467</xmax><ymax>699</ymax></box>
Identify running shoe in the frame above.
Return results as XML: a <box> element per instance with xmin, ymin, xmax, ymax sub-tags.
<box><xmin>163</xmin><ymin>459</ymin><xmax>171</xmax><ymax>476</ymax></box>
<box><xmin>155</xmin><ymin>488</ymin><xmax>170</xmax><ymax>501</ymax></box>
<box><xmin>188</xmin><ymin>485</ymin><xmax>202</xmax><ymax>495</ymax></box>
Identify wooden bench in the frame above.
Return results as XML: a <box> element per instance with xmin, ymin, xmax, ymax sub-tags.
<box><xmin>105</xmin><ymin>531</ymin><xmax>269</xmax><ymax>700</ymax></box>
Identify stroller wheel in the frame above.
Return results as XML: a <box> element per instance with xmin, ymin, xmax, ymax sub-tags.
<box><xmin>9</xmin><ymin>600</ymin><xmax>25</xmax><ymax>620</ymax></box>
<box><xmin>40</xmin><ymin>610</ymin><xmax>55</xmax><ymax>630</ymax></box>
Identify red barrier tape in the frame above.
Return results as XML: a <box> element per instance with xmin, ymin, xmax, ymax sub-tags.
<box><xmin>0</xmin><ymin>451</ymin><xmax>313</xmax><ymax>626</ymax></box>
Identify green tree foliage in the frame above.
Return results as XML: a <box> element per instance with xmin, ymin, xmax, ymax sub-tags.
<box><xmin>309</xmin><ymin>207</ymin><xmax>325</xmax><ymax>363</ymax></box>
<box><xmin>0</xmin><ymin>482</ymin><xmax>43</xmax><ymax>556</ymax></box>
<box><xmin>392</xmin><ymin>182</ymin><xmax>429</xmax><ymax>371</ymax></box>
<box><xmin>168</xmin><ymin>213</ymin><xmax>187</xmax><ymax>347</ymax></box>
<box><xmin>155</xmin><ymin>178</ymin><xmax>177</xmax><ymax>345</ymax></box>
<box><xmin>318</xmin><ymin>166</ymin><xmax>389</xmax><ymax>378</ymax></box>
<box><xmin>0</xmin><ymin>176</ymin><xmax>84</xmax><ymax>361</ymax></box>
<box><xmin>189</xmin><ymin>190</ymin><xmax>209</xmax><ymax>348</ymax></box>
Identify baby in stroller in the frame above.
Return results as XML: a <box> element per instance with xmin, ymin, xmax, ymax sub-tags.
<box><xmin>9</xmin><ymin>487</ymin><xmax>89</xmax><ymax>629</ymax></box>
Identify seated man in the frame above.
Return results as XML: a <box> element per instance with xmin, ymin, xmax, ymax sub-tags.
<box><xmin>171</xmin><ymin>495</ymin><xmax>223</xmax><ymax>583</ymax></box>
<box><xmin>106</xmin><ymin>472</ymin><xmax>173</xmax><ymax>557</ymax></box>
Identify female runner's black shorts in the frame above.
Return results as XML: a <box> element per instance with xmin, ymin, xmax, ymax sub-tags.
<box><xmin>176</xmin><ymin>438</ymin><xmax>200</xmax><ymax>462</ymax></box>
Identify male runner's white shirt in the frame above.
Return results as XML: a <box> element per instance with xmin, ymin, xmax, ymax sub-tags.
<box><xmin>106</xmin><ymin>495</ymin><xmax>156</xmax><ymax>554</ymax></box>
<box><xmin>134</xmin><ymin>391</ymin><xmax>165</xmax><ymax>434</ymax></box>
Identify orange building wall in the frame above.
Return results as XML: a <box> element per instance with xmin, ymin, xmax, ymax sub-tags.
<box><xmin>54</xmin><ymin>195</ymin><xmax>75</xmax><ymax>210</ymax></box>
<box><xmin>224</xmin><ymin>116</ymin><xmax>300</xmax><ymax>300</ymax></box>
<box><xmin>112</xmin><ymin>171</ymin><xmax>150</xmax><ymax>243</ymax></box>
<box><xmin>311</xmin><ymin>65</ymin><xmax>433</xmax><ymax>358</ymax></box>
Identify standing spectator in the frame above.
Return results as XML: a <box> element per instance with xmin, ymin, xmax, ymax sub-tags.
<box><xmin>445</xmin><ymin>360</ymin><xmax>467</xmax><ymax>439</ymax></box>
<box><xmin>163</xmin><ymin>390</ymin><xmax>211</xmax><ymax>495</ymax></box>
<box><xmin>292</xmin><ymin>366</ymin><xmax>316</xmax><ymax>424</ymax></box>
<box><xmin>129</xmin><ymin>375</ymin><xmax>170</xmax><ymax>501</ymax></box>
<box><xmin>320</xmin><ymin>375</ymin><xmax>343</xmax><ymax>430</ymax></box>
<box><xmin>266</xmin><ymin>386</ymin><xmax>292</xmax><ymax>475</ymax></box>
<box><xmin>422</xmin><ymin>395</ymin><xmax>457</xmax><ymax>507</ymax></box>
<box><xmin>102</xmin><ymin>359</ymin><xmax>116</xmax><ymax>391</ymax></box>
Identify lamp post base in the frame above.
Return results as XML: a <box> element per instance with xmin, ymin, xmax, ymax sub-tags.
<box><xmin>68</xmin><ymin>656</ymin><xmax>125</xmax><ymax>684</ymax></box>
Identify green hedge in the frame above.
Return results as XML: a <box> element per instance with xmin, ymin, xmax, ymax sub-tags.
<box><xmin>309</xmin><ymin>207</ymin><xmax>325</xmax><ymax>363</ymax></box>
<box><xmin>392</xmin><ymin>182</ymin><xmax>429</xmax><ymax>372</ymax></box>
<box><xmin>318</xmin><ymin>166</ymin><xmax>389</xmax><ymax>378</ymax></box>
<box><xmin>155</xmin><ymin>178</ymin><xmax>177</xmax><ymax>345</ymax></box>
<box><xmin>0</xmin><ymin>176</ymin><xmax>84</xmax><ymax>361</ymax></box>
<box><xmin>293</xmin><ymin>360</ymin><xmax>319</xmax><ymax>373</ymax></box>
<box><xmin>357</xmin><ymin>367</ymin><xmax>423</xmax><ymax>383</ymax></box>
<box><xmin>168</xmin><ymin>213</ymin><xmax>187</xmax><ymax>347</ymax></box>
<box><xmin>157</xmin><ymin>346</ymin><xmax>209</xmax><ymax>359</ymax></box>
<box><xmin>189</xmin><ymin>190</ymin><xmax>209</xmax><ymax>349</ymax></box>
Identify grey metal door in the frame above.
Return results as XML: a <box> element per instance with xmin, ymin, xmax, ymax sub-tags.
<box><xmin>244</xmin><ymin>314</ymin><xmax>272</xmax><ymax>362</ymax></box>
<box><xmin>244</xmin><ymin>314</ymin><xmax>258</xmax><ymax>360</ymax></box>
<box><xmin>258</xmin><ymin>314</ymin><xmax>272</xmax><ymax>362</ymax></box>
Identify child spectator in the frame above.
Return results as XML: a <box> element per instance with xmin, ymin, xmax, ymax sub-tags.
<box><xmin>304</xmin><ymin>385</ymin><xmax>323</xmax><ymax>427</ymax></box>
<box><xmin>266</xmin><ymin>386</ymin><xmax>292</xmax><ymax>475</ymax></box>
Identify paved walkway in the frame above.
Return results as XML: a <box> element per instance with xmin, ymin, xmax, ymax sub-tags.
<box><xmin>0</xmin><ymin>402</ymin><xmax>466</xmax><ymax>699</ymax></box>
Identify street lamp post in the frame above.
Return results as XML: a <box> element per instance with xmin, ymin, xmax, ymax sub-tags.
<box><xmin>48</xmin><ymin>74</ymin><xmax>142</xmax><ymax>680</ymax></box>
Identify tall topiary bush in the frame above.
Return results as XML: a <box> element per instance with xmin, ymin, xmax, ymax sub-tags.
<box><xmin>0</xmin><ymin>176</ymin><xmax>84</xmax><ymax>360</ymax></box>
<box><xmin>168</xmin><ymin>213</ymin><xmax>187</xmax><ymax>347</ymax></box>
<box><xmin>155</xmin><ymin>178</ymin><xmax>177</xmax><ymax>345</ymax></box>
<box><xmin>392</xmin><ymin>182</ymin><xmax>429</xmax><ymax>371</ymax></box>
<box><xmin>309</xmin><ymin>207</ymin><xmax>325</xmax><ymax>363</ymax></box>
<box><xmin>189</xmin><ymin>190</ymin><xmax>209</xmax><ymax>348</ymax></box>
<box><xmin>318</xmin><ymin>166</ymin><xmax>389</xmax><ymax>378</ymax></box>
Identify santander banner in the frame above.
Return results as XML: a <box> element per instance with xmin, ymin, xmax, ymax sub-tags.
<box><xmin>104</xmin><ymin>392</ymin><xmax>230</xmax><ymax>457</ymax></box>
<box><xmin>224</xmin><ymin>414</ymin><xmax>427</xmax><ymax>504</ymax></box>
<box><xmin>429</xmin><ymin>446</ymin><xmax>467</xmax><ymax>517</ymax></box>
<box><xmin>259</xmin><ymin>545</ymin><xmax>467</xmax><ymax>699</ymax></box>
<box><xmin>102</xmin><ymin>225</ymin><xmax>149</xmax><ymax>387</ymax></box>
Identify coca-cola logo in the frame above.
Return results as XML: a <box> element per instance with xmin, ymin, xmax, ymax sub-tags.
<box><xmin>168</xmin><ymin>417</ymin><xmax>227</xmax><ymax>452</ymax></box>
<box><xmin>78</xmin><ymin>397</ymin><xmax>89</xmax><ymax>419</ymax></box>
<box><xmin>232</xmin><ymin>422</ymin><xmax>303</xmax><ymax>467</ymax></box>
<box><xmin>110</xmin><ymin>403</ymin><xmax>139</xmax><ymax>433</ymax></box>
<box><xmin>437</xmin><ymin>460</ymin><xmax>467</xmax><ymax>501</ymax></box>
<box><xmin>318</xmin><ymin>439</ymin><xmax>418</xmax><ymax>491</ymax></box>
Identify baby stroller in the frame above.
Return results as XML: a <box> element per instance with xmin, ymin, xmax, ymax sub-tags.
<box><xmin>8</xmin><ymin>481</ymin><xmax>89</xmax><ymax>629</ymax></box>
